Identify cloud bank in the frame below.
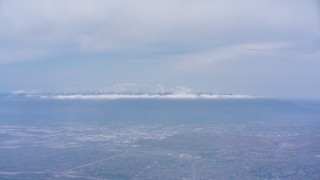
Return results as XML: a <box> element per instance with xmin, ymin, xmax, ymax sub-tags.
<box><xmin>0</xmin><ymin>0</ymin><xmax>318</xmax><ymax>63</ymax></box>
<box><xmin>0</xmin><ymin>0</ymin><xmax>319</xmax><ymax>98</ymax></box>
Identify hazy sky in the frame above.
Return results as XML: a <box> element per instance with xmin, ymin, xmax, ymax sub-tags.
<box><xmin>0</xmin><ymin>0</ymin><xmax>319</xmax><ymax>98</ymax></box>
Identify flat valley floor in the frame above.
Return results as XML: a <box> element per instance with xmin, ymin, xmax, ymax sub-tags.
<box><xmin>0</xmin><ymin>98</ymin><xmax>320</xmax><ymax>179</ymax></box>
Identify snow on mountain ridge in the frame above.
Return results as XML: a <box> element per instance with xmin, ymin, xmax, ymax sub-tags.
<box><xmin>6</xmin><ymin>84</ymin><xmax>198</xmax><ymax>96</ymax></box>
<box><xmin>2</xmin><ymin>84</ymin><xmax>257</xmax><ymax>99</ymax></box>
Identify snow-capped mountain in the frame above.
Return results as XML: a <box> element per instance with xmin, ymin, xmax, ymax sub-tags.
<box><xmin>1</xmin><ymin>84</ymin><xmax>256</xmax><ymax>99</ymax></box>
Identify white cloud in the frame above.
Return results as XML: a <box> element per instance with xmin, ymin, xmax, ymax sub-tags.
<box><xmin>171</xmin><ymin>42</ymin><xmax>294</xmax><ymax>71</ymax></box>
<box><xmin>0</xmin><ymin>0</ymin><xmax>318</xmax><ymax>63</ymax></box>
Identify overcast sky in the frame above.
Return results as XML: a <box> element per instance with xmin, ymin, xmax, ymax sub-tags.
<box><xmin>0</xmin><ymin>0</ymin><xmax>319</xmax><ymax>98</ymax></box>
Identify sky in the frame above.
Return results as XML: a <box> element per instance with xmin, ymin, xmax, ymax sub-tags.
<box><xmin>0</xmin><ymin>0</ymin><xmax>319</xmax><ymax>98</ymax></box>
